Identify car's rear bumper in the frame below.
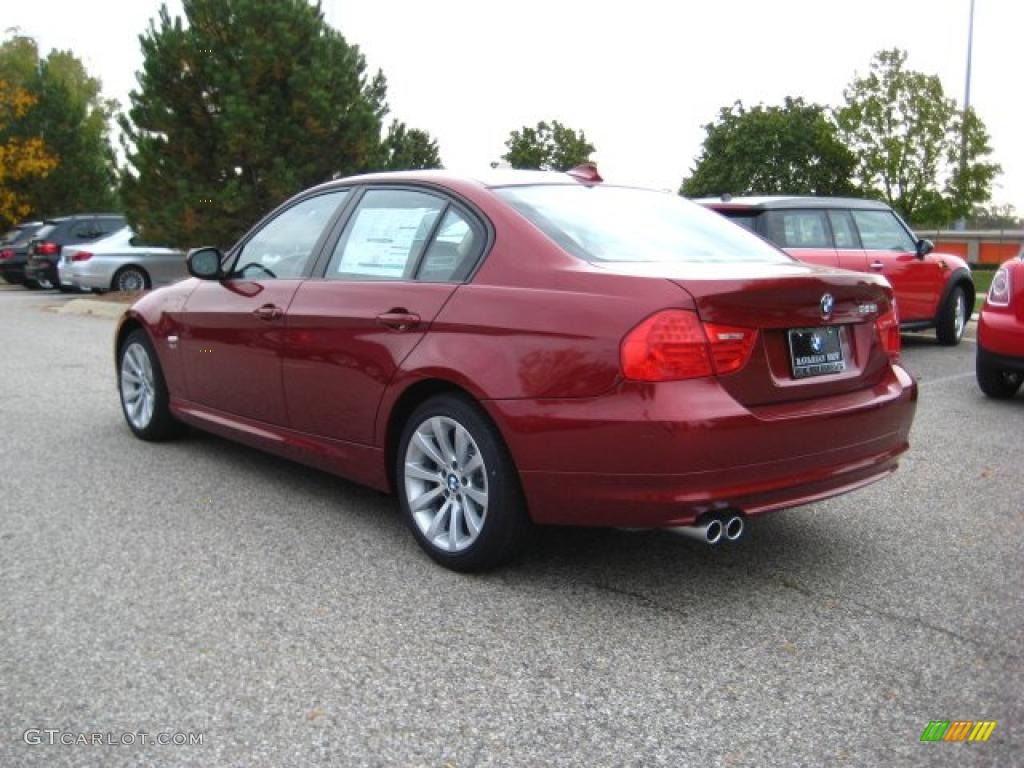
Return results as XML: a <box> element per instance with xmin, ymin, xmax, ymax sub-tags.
<box><xmin>0</xmin><ymin>263</ymin><xmax>26</xmax><ymax>283</ymax></box>
<box><xmin>484</xmin><ymin>364</ymin><xmax>917</xmax><ymax>527</ymax></box>
<box><xmin>25</xmin><ymin>259</ymin><xmax>58</xmax><ymax>284</ymax></box>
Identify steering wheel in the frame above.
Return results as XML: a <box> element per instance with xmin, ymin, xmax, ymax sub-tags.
<box><xmin>235</xmin><ymin>262</ymin><xmax>277</xmax><ymax>279</ymax></box>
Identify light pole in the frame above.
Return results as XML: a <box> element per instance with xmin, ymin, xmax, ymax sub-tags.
<box><xmin>956</xmin><ymin>0</ymin><xmax>976</xmax><ymax>231</ymax></box>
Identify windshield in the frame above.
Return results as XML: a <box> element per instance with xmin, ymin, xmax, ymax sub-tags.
<box><xmin>495</xmin><ymin>185</ymin><xmax>790</xmax><ymax>265</ymax></box>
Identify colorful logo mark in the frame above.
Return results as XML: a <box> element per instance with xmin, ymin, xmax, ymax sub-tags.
<box><xmin>920</xmin><ymin>721</ymin><xmax>997</xmax><ymax>742</ymax></box>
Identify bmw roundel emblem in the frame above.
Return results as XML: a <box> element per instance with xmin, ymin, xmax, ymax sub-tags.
<box><xmin>820</xmin><ymin>293</ymin><xmax>835</xmax><ymax>317</ymax></box>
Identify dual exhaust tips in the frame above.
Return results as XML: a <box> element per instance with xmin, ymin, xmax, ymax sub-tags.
<box><xmin>672</xmin><ymin>513</ymin><xmax>745</xmax><ymax>545</ymax></box>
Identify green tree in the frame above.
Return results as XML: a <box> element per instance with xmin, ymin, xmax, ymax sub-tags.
<box><xmin>377</xmin><ymin>119</ymin><xmax>441</xmax><ymax>171</ymax></box>
<box><xmin>501</xmin><ymin>120</ymin><xmax>594</xmax><ymax>171</ymax></box>
<box><xmin>680</xmin><ymin>98</ymin><xmax>856</xmax><ymax>198</ymax></box>
<box><xmin>836</xmin><ymin>48</ymin><xmax>999</xmax><ymax>226</ymax></box>
<box><xmin>0</xmin><ymin>34</ymin><xmax>118</xmax><ymax>218</ymax></box>
<box><xmin>120</xmin><ymin>0</ymin><xmax>390</xmax><ymax>248</ymax></box>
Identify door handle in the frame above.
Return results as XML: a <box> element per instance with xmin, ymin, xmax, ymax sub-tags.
<box><xmin>253</xmin><ymin>303</ymin><xmax>283</xmax><ymax>321</ymax></box>
<box><xmin>870</xmin><ymin>261</ymin><xmax>885</xmax><ymax>271</ymax></box>
<box><xmin>376</xmin><ymin>309</ymin><xmax>421</xmax><ymax>332</ymax></box>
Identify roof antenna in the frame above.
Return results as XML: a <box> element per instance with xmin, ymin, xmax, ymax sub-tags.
<box><xmin>567</xmin><ymin>163</ymin><xmax>603</xmax><ymax>183</ymax></box>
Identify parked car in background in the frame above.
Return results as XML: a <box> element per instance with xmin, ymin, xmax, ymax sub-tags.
<box><xmin>62</xmin><ymin>228</ymin><xmax>186</xmax><ymax>293</ymax></box>
<box><xmin>24</xmin><ymin>214</ymin><xmax>128</xmax><ymax>290</ymax></box>
<box><xmin>0</xmin><ymin>221</ymin><xmax>44</xmax><ymax>284</ymax></box>
<box><xmin>697</xmin><ymin>196</ymin><xmax>975</xmax><ymax>346</ymax></box>
<box><xmin>114</xmin><ymin>167</ymin><xmax>917</xmax><ymax>571</ymax></box>
<box><xmin>976</xmin><ymin>251</ymin><xmax>1024</xmax><ymax>399</ymax></box>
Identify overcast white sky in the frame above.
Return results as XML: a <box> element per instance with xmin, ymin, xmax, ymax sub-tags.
<box><xmin>5</xmin><ymin>0</ymin><xmax>1021</xmax><ymax>208</ymax></box>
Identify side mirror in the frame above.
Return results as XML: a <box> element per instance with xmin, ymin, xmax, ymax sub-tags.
<box><xmin>187</xmin><ymin>246</ymin><xmax>225</xmax><ymax>279</ymax></box>
<box><xmin>915</xmin><ymin>239</ymin><xmax>934</xmax><ymax>258</ymax></box>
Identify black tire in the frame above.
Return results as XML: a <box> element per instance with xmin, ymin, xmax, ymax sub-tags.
<box><xmin>113</xmin><ymin>266</ymin><xmax>149</xmax><ymax>293</ymax></box>
<box><xmin>976</xmin><ymin>352</ymin><xmax>1023</xmax><ymax>399</ymax></box>
<box><xmin>58</xmin><ymin>283</ymin><xmax>74</xmax><ymax>293</ymax></box>
<box><xmin>117</xmin><ymin>329</ymin><xmax>181</xmax><ymax>441</ymax></box>
<box><xmin>936</xmin><ymin>284</ymin><xmax>968</xmax><ymax>346</ymax></box>
<box><xmin>24</xmin><ymin>279</ymin><xmax>42</xmax><ymax>290</ymax></box>
<box><xmin>396</xmin><ymin>393</ymin><xmax>531</xmax><ymax>572</ymax></box>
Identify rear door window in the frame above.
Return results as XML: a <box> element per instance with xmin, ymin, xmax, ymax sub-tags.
<box><xmin>326</xmin><ymin>189</ymin><xmax>447</xmax><ymax>280</ymax></box>
<box><xmin>762</xmin><ymin>210</ymin><xmax>831</xmax><ymax>248</ymax></box>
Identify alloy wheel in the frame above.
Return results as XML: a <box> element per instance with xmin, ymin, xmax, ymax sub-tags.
<box><xmin>403</xmin><ymin>416</ymin><xmax>488</xmax><ymax>553</ymax></box>
<box><xmin>120</xmin><ymin>342</ymin><xmax>155</xmax><ymax>429</ymax></box>
<box><xmin>118</xmin><ymin>269</ymin><xmax>145</xmax><ymax>292</ymax></box>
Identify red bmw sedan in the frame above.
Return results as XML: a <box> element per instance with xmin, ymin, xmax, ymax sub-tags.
<box><xmin>114</xmin><ymin>167</ymin><xmax>917</xmax><ymax>571</ymax></box>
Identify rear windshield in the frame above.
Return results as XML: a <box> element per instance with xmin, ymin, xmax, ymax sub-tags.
<box><xmin>35</xmin><ymin>224</ymin><xmax>57</xmax><ymax>240</ymax></box>
<box><xmin>495</xmin><ymin>185</ymin><xmax>789</xmax><ymax>264</ymax></box>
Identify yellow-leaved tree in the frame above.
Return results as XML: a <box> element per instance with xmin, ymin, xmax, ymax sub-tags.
<box><xmin>0</xmin><ymin>79</ymin><xmax>56</xmax><ymax>227</ymax></box>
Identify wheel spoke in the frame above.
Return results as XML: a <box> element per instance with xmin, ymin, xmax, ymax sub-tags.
<box><xmin>454</xmin><ymin>426</ymin><xmax>470</xmax><ymax>465</ymax></box>
<box><xmin>448</xmin><ymin>502</ymin><xmax>462</xmax><ymax>551</ymax></box>
<box><xmin>425</xmin><ymin>499</ymin><xmax>451</xmax><ymax>540</ymax></box>
<box><xmin>463</xmin><ymin>502</ymin><xmax>482</xmax><ymax>536</ymax></box>
<box><xmin>405</xmin><ymin>462</ymin><xmax>440</xmax><ymax>483</ymax></box>
<box><xmin>463</xmin><ymin>451</ymin><xmax>484</xmax><ymax>474</ymax></box>
<box><xmin>409</xmin><ymin>484</ymin><xmax>444</xmax><ymax>511</ymax></box>
<box><xmin>413</xmin><ymin>431</ymin><xmax>446</xmax><ymax>469</ymax></box>
<box><xmin>464</xmin><ymin>486</ymin><xmax>488</xmax><ymax>507</ymax></box>
<box><xmin>431</xmin><ymin>417</ymin><xmax>457</xmax><ymax>464</ymax></box>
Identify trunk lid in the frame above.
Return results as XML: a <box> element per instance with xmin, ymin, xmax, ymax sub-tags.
<box><xmin>595</xmin><ymin>260</ymin><xmax>897</xmax><ymax>407</ymax></box>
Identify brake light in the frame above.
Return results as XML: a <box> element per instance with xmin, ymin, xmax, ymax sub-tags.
<box><xmin>988</xmin><ymin>268</ymin><xmax>1011</xmax><ymax>307</ymax></box>
<box><xmin>621</xmin><ymin>309</ymin><xmax>758</xmax><ymax>381</ymax></box>
<box><xmin>0</xmin><ymin>249</ymin><xmax>12</xmax><ymax>260</ymax></box>
<box><xmin>36</xmin><ymin>241</ymin><xmax>58</xmax><ymax>255</ymax></box>
<box><xmin>875</xmin><ymin>303</ymin><xmax>901</xmax><ymax>364</ymax></box>
<box><xmin>72</xmin><ymin>251</ymin><xmax>93</xmax><ymax>262</ymax></box>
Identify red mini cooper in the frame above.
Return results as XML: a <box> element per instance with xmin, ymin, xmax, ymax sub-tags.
<box><xmin>115</xmin><ymin>168</ymin><xmax>917</xmax><ymax>570</ymax></box>
<box><xmin>977</xmin><ymin>251</ymin><xmax>1024</xmax><ymax>399</ymax></box>
<box><xmin>698</xmin><ymin>196</ymin><xmax>975</xmax><ymax>346</ymax></box>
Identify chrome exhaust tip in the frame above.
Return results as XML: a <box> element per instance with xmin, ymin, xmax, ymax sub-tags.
<box><xmin>724</xmin><ymin>515</ymin><xmax>745</xmax><ymax>542</ymax></box>
<box><xmin>671</xmin><ymin>519</ymin><xmax>724</xmax><ymax>545</ymax></box>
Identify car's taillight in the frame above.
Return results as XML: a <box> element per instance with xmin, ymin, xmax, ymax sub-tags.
<box><xmin>704</xmin><ymin>322</ymin><xmax>759</xmax><ymax>375</ymax></box>
<box><xmin>988</xmin><ymin>268</ymin><xmax>1011</xmax><ymax>307</ymax></box>
<box><xmin>875</xmin><ymin>303</ymin><xmax>901</xmax><ymax>364</ymax></box>
<box><xmin>621</xmin><ymin>309</ymin><xmax>758</xmax><ymax>381</ymax></box>
<box><xmin>72</xmin><ymin>251</ymin><xmax>93</xmax><ymax>262</ymax></box>
<box><xmin>36</xmin><ymin>241</ymin><xmax>59</xmax><ymax>255</ymax></box>
<box><xmin>0</xmin><ymin>249</ymin><xmax>13</xmax><ymax>260</ymax></box>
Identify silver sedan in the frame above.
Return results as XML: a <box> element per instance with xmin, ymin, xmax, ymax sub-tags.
<box><xmin>61</xmin><ymin>228</ymin><xmax>186</xmax><ymax>293</ymax></box>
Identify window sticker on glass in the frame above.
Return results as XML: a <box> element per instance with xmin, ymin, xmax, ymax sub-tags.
<box><xmin>336</xmin><ymin>207</ymin><xmax>437</xmax><ymax>277</ymax></box>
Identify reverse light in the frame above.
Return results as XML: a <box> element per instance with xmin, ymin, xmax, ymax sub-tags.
<box><xmin>988</xmin><ymin>268</ymin><xmax>1011</xmax><ymax>307</ymax></box>
<box><xmin>36</xmin><ymin>241</ymin><xmax>59</xmax><ymax>256</ymax></box>
<box><xmin>875</xmin><ymin>303</ymin><xmax>901</xmax><ymax>364</ymax></box>
<box><xmin>621</xmin><ymin>309</ymin><xmax>758</xmax><ymax>381</ymax></box>
<box><xmin>72</xmin><ymin>251</ymin><xmax>93</xmax><ymax>262</ymax></box>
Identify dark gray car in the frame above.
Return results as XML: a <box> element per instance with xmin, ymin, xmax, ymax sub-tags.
<box><xmin>24</xmin><ymin>214</ymin><xmax>127</xmax><ymax>290</ymax></box>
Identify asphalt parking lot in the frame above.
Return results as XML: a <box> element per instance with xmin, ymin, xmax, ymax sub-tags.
<box><xmin>0</xmin><ymin>286</ymin><xmax>1020</xmax><ymax>768</ymax></box>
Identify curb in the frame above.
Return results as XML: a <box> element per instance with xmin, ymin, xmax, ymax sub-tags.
<box><xmin>57</xmin><ymin>299</ymin><xmax>128</xmax><ymax>319</ymax></box>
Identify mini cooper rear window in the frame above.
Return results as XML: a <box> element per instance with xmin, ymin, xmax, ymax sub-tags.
<box><xmin>496</xmin><ymin>185</ymin><xmax>789</xmax><ymax>264</ymax></box>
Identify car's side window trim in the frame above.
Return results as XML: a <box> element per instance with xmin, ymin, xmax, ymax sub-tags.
<box><xmin>223</xmin><ymin>188</ymin><xmax>353</xmax><ymax>279</ymax></box>
<box><xmin>309</xmin><ymin>183</ymin><xmax>493</xmax><ymax>284</ymax></box>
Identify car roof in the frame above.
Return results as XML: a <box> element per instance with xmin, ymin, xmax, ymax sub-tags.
<box><xmin>43</xmin><ymin>213</ymin><xmax>126</xmax><ymax>223</ymax></box>
<box><xmin>307</xmin><ymin>168</ymin><xmax>600</xmax><ymax>195</ymax></box>
<box><xmin>694</xmin><ymin>195</ymin><xmax>892</xmax><ymax>212</ymax></box>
